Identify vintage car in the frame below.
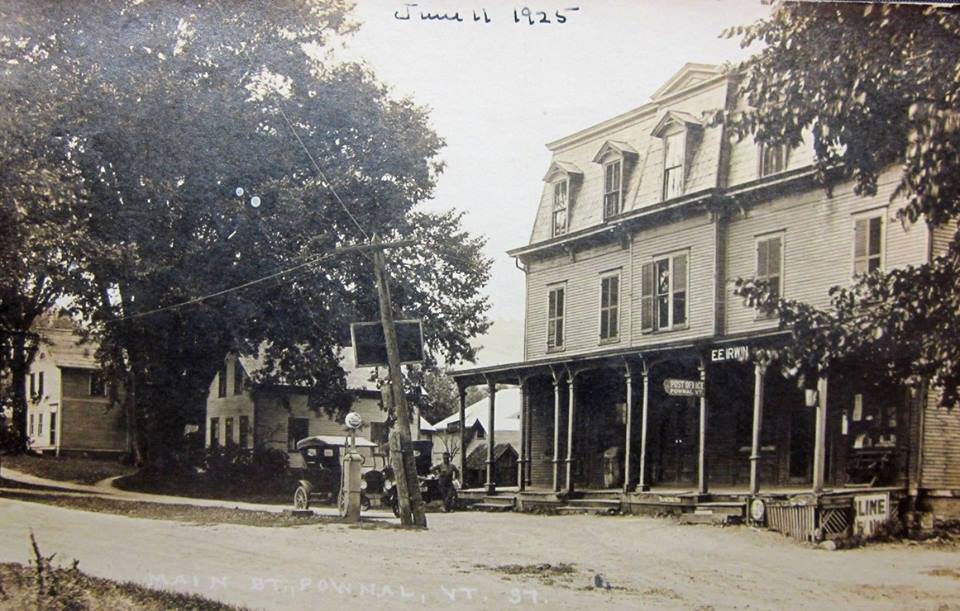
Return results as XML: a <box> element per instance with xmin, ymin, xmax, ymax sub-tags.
<box><xmin>292</xmin><ymin>435</ymin><xmax>387</xmax><ymax>511</ymax></box>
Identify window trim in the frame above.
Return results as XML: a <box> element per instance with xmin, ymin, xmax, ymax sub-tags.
<box><xmin>754</xmin><ymin>230</ymin><xmax>786</xmax><ymax>320</ymax></box>
<box><xmin>598</xmin><ymin>270</ymin><xmax>622</xmax><ymax>344</ymax></box>
<box><xmin>603</xmin><ymin>159</ymin><xmax>623</xmax><ymax>220</ymax></box>
<box><xmin>643</xmin><ymin>250</ymin><xmax>690</xmax><ymax>333</ymax></box>
<box><xmin>852</xmin><ymin>208</ymin><xmax>887</xmax><ymax>276</ymax></box>
<box><xmin>758</xmin><ymin>143</ymin><xmax>788</xmax><ymax>177</ymax></box>
<box><xmin>89</xmin><ymin>371</ymin><xmax>107</xmax><ymax>397</ymax></box>
<box><xmin>546</xmin><ymin>282</ymin><xmax>567</xmax><ymax>352</ymax></box>
<box><xmin>662</xmin><ymin>130</ymin><xmax>686</xmax><ymax>201</ymax></box>
<box><xmin>209</xmin><ymin>417</ymin><xmax>220</xmax><ymax>448</ymax></box>
<box><xmin>552</xmin><ymin>178</ymin><xmax>570</xmax><ymax>237</ymax></box>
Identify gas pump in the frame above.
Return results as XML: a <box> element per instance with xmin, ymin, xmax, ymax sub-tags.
<box><xmin>339</xmin><ymin>411</ymin><xmax>364</xmax><ymax>522</ymax></box>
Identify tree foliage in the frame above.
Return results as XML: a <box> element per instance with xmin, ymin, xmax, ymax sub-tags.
<box><xmin>0</xmin><ymin>0</ymin><xmax>492</xmax><ymax>461</ymax></box>
<box><xmin>724</xmin><ymin>3</ymin><xmax>960</xmax><ymax>404</ymax></box>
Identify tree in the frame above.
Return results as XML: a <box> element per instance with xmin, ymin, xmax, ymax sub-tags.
<box><xmin>0</xmin><ymin>0</ymin><xmax>492</xmax><ymax>464</ymax></box>
<box><xmin>722</xmin><ymin>3</ymin><xmax>960</xmax><ymax>404</ymax></box>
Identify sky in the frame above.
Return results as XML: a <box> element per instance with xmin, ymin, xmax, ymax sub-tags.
<box><xmin>338</xmin><ymin>0</ymin><xmax>774</xmax><ymax>365</ymax></box>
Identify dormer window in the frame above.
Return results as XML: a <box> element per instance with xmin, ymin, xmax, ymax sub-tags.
<box><xmin>663</xmin><ymin>131</ymin><xmax>685</xmax><ymax>200</ymax></box>
<box><xmin>603</xmin><ymin>160</ymin><xmax>622</xmax><ymax>219</ymax></box>
<box><xmin>651</xmin><ymin>111</ymin><xmax>702</xmax><ymax>202</ymax></box>
<box><xmin>543</xmin><ymin>161</ymin><xmax>583</xmax><ymax>238</ymax></box>
<box><xmin>553</xmin><ymin>180</ymin><xmax>568</xmax><ymax>236</ymax></box>
<box><xmin>592</xmin><ymin>140</ymin><xmax>638</xmax><ymax>221</ymax></box>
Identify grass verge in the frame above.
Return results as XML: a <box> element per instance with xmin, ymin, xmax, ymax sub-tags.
<box><xmin>1</xmin><ymin>453</ymin><xmax>135</xmax><ymax>485</ymax></box>
<box><xmin>2</xmin><ymin>491</ymin><xmax>399</xmax><ymax>529</ymax></box>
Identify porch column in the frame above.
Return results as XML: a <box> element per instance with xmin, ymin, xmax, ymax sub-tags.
<box><xmin>552</xmin><ymin>376</ymin><xmax>562</xmax><ymax>492</ymax></box>
<box><xmin>622</xmin><ymin>368</ymin><xmax>633</xmax><ymax>494</ymax></box>
<box><xmin>565</xmin><ymin>375</ymin><xmax>577</xmax><ymax>495</ymax></box>
<box><xmin>697</xmin><ymin>360</ymin><xmax>709</xmax><ymax>496</ymax></box>
<box><xmin>749</xmin><ymin>363</ymin><xmax>767</xmax><ymax>495</ymax></box>
<box><xmin>486</xmin><ymin>379</ymin><xmax>497</xmax><ymax>495</ymax></box>
<box><xmin>458</xmin><ymin>385</ymin><xmax>467</xmax><ymax>485</ymax></box>
<box><xmin>518</xmin><ymin>379</ymin><xmax>528</xmax><ymax>491</ymax></box>
<box><xmin>812</xmin><ymin>374</ymin><xmax>828</xmax><ymax>494</ymax></box>
<box><xmin>637</xmin><ymin>364</ymin><xmax>651</xmax><ymax>492</ymax></box>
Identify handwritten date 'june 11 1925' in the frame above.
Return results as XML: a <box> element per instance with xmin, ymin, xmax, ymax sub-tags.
<box><xmin>394</xmin><ymin>4</ymin><xmax>580</xmax><ymax>25</ymax></box>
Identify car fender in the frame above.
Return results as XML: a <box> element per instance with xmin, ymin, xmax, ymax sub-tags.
<box><xmin>297</xmin><ymin>479</ymin><xmax>314</xmax><ymax>495</ymax></box>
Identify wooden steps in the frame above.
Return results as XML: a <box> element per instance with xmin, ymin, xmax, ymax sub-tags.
<box><xmin>472</xmin><ymin>496</ymin><xmax>515</xmax><ymax>512</ymax></box>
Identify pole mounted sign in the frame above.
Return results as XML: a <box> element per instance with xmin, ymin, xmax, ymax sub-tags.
<box><xmin>663</xmin><ymin>378</ymin><xmax>704</xmax><ymax>397</ymax></box>
<box><xmin>350</xmin><ymin>320</ymin><xmax>425</xmax><ymax>368</ymax></box>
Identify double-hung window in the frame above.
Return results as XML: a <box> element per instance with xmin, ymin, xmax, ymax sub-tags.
<box><xmin>217</xmin><ymin>362</ymin><xmax>228</xmax><ymax>398</ymax></box>
<box><xmin>599</xmin><ymin>273</ymin><xmax>620</xmax><ymax>342</ymax></box>
<box><xmin>90</xmin><ymin>372</ymin><xmax>106</xmax><ymax>397</ymax></box>
<box><xmin>288</xmin><ymin>417</ymin><xmax>309</xmax><ymax>451</ymax></box>
<box><xmin>547</xmin><ymin>285</ymin><xmax>565</xmax><ymax>351</ymax></box>
<box><xmin>603</xmin><ymin>160</ymin><xmax>622</xmax><ymax>219</ymax></box>
<box><xmin>233</xmin><ymin>360</ymin><xmax>244</xmax><ymax>395</ymax></box>
<box><xmin>759</xmin><ymin>143</ymin><xmax>786</xmax><ymax>177</ymax></box>
<box><xmin>854</xmin><ymin>214</ymin><xmax>884</xmax><ymax>275</ymax></box>
<box><xmin>210</xmin><ymin>417</ymin><xmax>220</xmax><ymax>447</ymax></box>
<box><xmin>239</xmin><ymin>415</ymin><xmax>250</xmax><ymax>449</ymax></box>
<box><xmin>663</xmin><ymin>132</ymin><xmax>685</xmax><ymax>200</ymax></box>
<box><xmin>641</xmin><ymin>252</ymin><xmax>688</xmax><ymax>332</ymax></box>
<box><xmin>552</xmin><ymin>180</ymin><xmax>568</xmax><ymax>236</ymax></box>
<box><xmin>225</xmin><ymin>417</ymin><xmax>235</xmax><ymax>446</ymax></box>
<box><xmin>756</xmin><ymin>233</ymin><xmax>784</xmax><ymax>309</ymax></box>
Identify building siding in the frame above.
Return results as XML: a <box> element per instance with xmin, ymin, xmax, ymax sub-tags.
<box><xmin>725</xmin><ymin>167</ymin><xmax>929</xmax><ymax>335</ymax></box>
<box><xmin>921</xmin><ymin>386</ymin><xmax>960</xmax><ymax>490</ymax></box>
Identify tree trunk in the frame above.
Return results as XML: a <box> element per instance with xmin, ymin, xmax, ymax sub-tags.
<box><xmin>9</xmin><ymin>333</ymin><xmax>30</xmax><ymax>453</ymax></box>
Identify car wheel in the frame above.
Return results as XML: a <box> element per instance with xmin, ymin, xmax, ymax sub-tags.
<box><xmin>293</xmin><ymin>486</ymin><xmax>310</xmax><ymax>510</ymax></box>
<box><xmin>360</xmin><ymin>494</ymin><xmax>371</xmax><ymax>512</ymax></box>
<box><xmin>392</xmin><ymin>499</ymin><xmax>401</xmax><ymax>518</ymax></box>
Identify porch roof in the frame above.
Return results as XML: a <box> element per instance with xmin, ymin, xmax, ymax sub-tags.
<box><xmin>450</xmin><ymin>329</ymin><xmax>791</xmax><ymax>388</ymax></box>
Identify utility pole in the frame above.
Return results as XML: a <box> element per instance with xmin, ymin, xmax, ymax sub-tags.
<box><xmin>370</xmin><ymin>234</ymin><xmax>427</xmax><ymax>527</ymax></box>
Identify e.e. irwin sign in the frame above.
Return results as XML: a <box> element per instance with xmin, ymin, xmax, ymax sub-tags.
<box><xmin>710</xmin><ymin>345</ymin><xmax>749</xmax><ymax>363</ymax></box>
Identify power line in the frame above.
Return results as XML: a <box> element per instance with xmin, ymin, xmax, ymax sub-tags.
<box><xmin>107</xmin><ymin>250</ymin><xmax>338</xmax><ymax>323</ymax></box>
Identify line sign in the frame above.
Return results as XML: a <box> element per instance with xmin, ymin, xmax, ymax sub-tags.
<box><xmin>663</xmin><ymin>378</ymin><xmax>704</xmax><ymax>397</ymax></box>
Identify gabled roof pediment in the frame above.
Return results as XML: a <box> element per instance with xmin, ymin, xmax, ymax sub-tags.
<box><xmin>591</xmin><ymin>140</ymin><xmax>639</xmax><ymax>164</ymax></box>
<box><xmin>651</xmin><ymin>110</ymin><xmax>702</xmax><ymax>138</ymax></box>
<box><xmin>542</xmin><ymin>160</ymin><xmax>583</xmax><ymax>182</ymax></box>
<box><xmin>651</xmin><ymin>62</ymin><xmax>721</xmax><ymax>100</ymax></box>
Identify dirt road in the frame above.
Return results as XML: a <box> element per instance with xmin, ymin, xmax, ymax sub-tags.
<box><xmin>1</xmin><ymin>497</ymin><xmax>958</xmax><ymax>609</ymax></box>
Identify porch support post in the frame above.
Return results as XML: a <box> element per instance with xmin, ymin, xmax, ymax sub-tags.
<box><xmin>486</xmin><ymin>378</ymin><xmax>497</xmax><ymax>495</ymax></box>
<box><xmin>623</xmin><ymin>363</ymin><xmax>633</xmax><ymax>494</ymax></box>
<box><xmin>518</xmin><ymin>378</ymin><xmax>528</xmax><ymax>491</ymax></box>
<box><xmin>565</xmin><ymin>374</ymin><xmax>576</xmax><ymax>495</ymax></box>
<box><xmin>552</xmin><ymin>374</ymin><xmax>562</xmax><ymax>492</ymax></box>
<box><xmin>457</xmin><ymin>384</ymin><xmax>467</xmax><ymax>485</ymax></box>
<box><xmin>697</xmin><ymin>359</ymin><xmax>709</xmax><ymax>496</ymax></box>
<box><xmin>749</xmin><ymin>362</ymin><xmax>767</xmax><ymax>496</ymax></box>
<box><xmin>637</xmin><ymin>362</ymin><xmax>651</xmax><ymax>492</ymax></box>
<box><xmin>813</xmin><ymin>374</ymin><xmax>828</xmax><ymax>494</ymax></box>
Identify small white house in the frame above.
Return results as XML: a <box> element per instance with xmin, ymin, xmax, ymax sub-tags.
<box><xmin>205</xmin><ymin>345</ymin><xmax>432</xmax><ymax>468</ymax></box>
<box><xmin>25</xmin><ymin>313</ymin><xmax>125</xmax><ymax>455</ymax></box>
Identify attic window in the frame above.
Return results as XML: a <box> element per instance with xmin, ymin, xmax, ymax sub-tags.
<box><xmin>603</xmin><ymin>160</ymin><xmax>622</xmax><ymax>219</ymax></box>
<box><xmin>553</xmin><ymin>180</ymin><xmax>568</xmax><ymax>236</ymax></box>
<box><xmin>592</xmin><ymin>140</ymin><xmax>638</xmax><ymax>221</ymax></box>
<box><xmin>651</xmin><ymin>111</ymin><xmax>702</xmax><ymax>202</ymax></box>
<box><xmin>663</xmin><ymin>132</ymin><xmax>685</xmax><ymax>200</ymax></box>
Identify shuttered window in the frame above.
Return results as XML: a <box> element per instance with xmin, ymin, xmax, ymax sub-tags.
<box><xmin>663</xmin><ymin>132</ymin><xmax>685</xmax><ymax>200</ymax></box>
<box><xmin>599</xmin><ymin>273</ymin><xmax>620</xmax><ymax>342</ymax></box>
<box><xmin>553</xmin><ymin>180</ymin><xmax>568</xmax><ymax>236</ymax></box>
<box><xmin>641</xmin><ymin>253</ymin><xmax>688</xmax><ymax>332</ymax></box>
<box><xmin>547</xmin><ymin>285</ymin><xmax>565</xmax><ymax>350</ymax></box>
<box><xmin>603</xmin><ymin>160</ymin><xmax>622</xmax><ymax>219</ymax></box>
<box><xmin>854</xmin><ymin>215</ymin><xmax>883</xmax><ymax>275</ymax></box>
<box><xmin>756</xmin><ymin>235</ymin><xmax>783</xmax><ymax>296</ymax></box>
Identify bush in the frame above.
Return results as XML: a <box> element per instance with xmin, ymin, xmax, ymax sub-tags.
<box><xmin>200</xmin><ymin>445</ymin><xmax>290</xmax><ymax>495</ymax></box>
